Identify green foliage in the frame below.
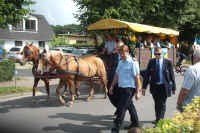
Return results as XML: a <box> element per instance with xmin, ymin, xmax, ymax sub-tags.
<box><xmin>51</xmin><ymin>24</ymin><xmax>82</xmax><ymax>36</ymax></box>
<box><xmin>0</xmin><ymin>86</ymin><xmax>32</xmax><ymax>95</ymax></box>
<box><xmin>178</xmin><ymin>41</ymin><xmax>193</xmax><ymax>56</ymax></box>
<box><xmin>49</xmin><ymin>36</ymin><xmax>69</xmax><ymax>47</ymax></box>
<box><xmin>73</xmin><ymin>0</ymin><xmax>144</xmax><ymax>28</ymax></box>
<box><xmin>2</xmin><ymin>49</ymin><xmax>7</xmax><ymax>58</ymax></box>
<box><xmin>0</xmin><ymin>0</ymin><xmax>35</xmax><ymax>28</ymax></box>
<box><xmin>142</xmin><ymin>97</ymin><xmax>200</xmax><ymax>133</ymax></box>
<box><xmin>0</xmin><ymin>59</ymin><xmax>15</xmax><ymax>82</ymax></box>
<box><xmin>74</xmin><ymin>0</ymin><xmax>200</xmax><ymax>44</ymax></box>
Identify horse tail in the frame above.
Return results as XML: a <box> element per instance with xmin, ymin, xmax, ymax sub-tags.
<box><xmin>96</xmin><ymin>57</ymin><xmax>107</xmax><ymax>84</ymax></box>
<box><xmin>96</xmin><ymin>57</ymin><xmax>108</xmax><ymax>96</ymax></box>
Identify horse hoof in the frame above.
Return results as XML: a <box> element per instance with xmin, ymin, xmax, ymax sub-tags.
<box><xmin>87</xmin><ymin>96</ymin><xmax>92</xmax><ymax>101</ymax></box>
<box><xmin>76</xmin><ymin>96</ymin><xmax>79</xmax><ymax>100</ymax></box>
<box><xmin>66</xmin><ymin>101</ymin><xmax>74</xmax><ymax>107</ymax></box>
<box><xmin>66</xmin><ymin>103</ymin><xmax>73</xmax><ymax>107</ymax></box>
<box><xmin>59</xmin><ymin>99</ymin><xmax>65</xmax><ymax>105</ymax></box>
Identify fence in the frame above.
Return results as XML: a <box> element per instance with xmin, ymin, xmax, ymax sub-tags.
<box><xmin>135</xmin><ymin>48</ymin><xmax>176</xmax><ymax>69</ymax></box>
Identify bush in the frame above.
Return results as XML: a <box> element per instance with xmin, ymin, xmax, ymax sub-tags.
<box><xmin>2</xmin><ymin>48</ymin><xmax>7</xmax><ymax>58</ymax></box>
<box><xmin>142</xmin><ymin>97</ymin><xmax>200</xmax><ymax>133</ymax></box>
<box><xmin>0</xmin><ymin>59</ymin><xmax>15</xmax><ymax>82</ymax></box>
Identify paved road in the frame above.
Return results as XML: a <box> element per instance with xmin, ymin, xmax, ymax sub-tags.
<box><xmin>0</xmin><ymin>70</ymin><xmax>184</xmax><ymax>133</ymax></box>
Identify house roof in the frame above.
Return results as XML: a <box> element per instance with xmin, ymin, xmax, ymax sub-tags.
<box><xmin>0</xmin><ymin>14</ymin><xmax>55</xmax><ymax>41</ymax></box>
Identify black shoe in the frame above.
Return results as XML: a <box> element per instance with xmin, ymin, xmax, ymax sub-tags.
<box><xmin>124</xmin><ymin>123</ymin><xmax>140</xmax><ymax>130</ymax></box>
<box><xmin>152</xmin><ymin>120</ymin><xmax>159</xmax><ymax>125</ymax></box>
<box><xmin>111</xmin><ymin>127</ymin><xmax>119</xmax><ymax>133</ymax></box>
<box><xmin>114</xmin><ymin>110</ymin><xmax>118</xmax><ymax>116</ymax></box>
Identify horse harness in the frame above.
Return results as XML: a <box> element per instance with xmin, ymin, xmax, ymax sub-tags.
<box><xmin>33</xmin><ymin>61</ymin><xmax>58</xmax><ymax>79</ymax></box>
<box><xmin>58</xmin><ymin>55</ymin><xmax>101</xmax><ymax>81</ymax></box>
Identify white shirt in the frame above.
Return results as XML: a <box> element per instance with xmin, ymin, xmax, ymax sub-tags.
<box><xmin>105</xmin><ymin>41</ymin><xmax>116</xmax><ymax>54</ymax></box>
<box><xmin>181</xmin><ymin>62</ymin><xmax>200</xmax><ymax>107</ymax></box>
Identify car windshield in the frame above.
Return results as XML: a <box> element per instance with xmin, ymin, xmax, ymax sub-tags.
<box><xmin>10</xmin><ymin>48</ymin><xmax>21</xmax><ymax>51</ymax></box>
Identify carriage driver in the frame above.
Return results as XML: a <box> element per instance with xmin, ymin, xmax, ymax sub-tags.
<box><xmin>102</xmin><ymin>34</ymin><xmax>117</xmax><ymax>55</ymax></box>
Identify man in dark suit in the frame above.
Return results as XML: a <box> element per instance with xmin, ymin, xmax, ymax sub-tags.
<box><xmin>142</xmin><ymin>47</ymin><xmax>176</xmax><ymax>124</ymax></box>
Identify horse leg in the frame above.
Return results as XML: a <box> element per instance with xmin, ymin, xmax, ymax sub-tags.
<box><xmin>60</xmin><ymin>80</ymin><xmax>68</xmax><ymax>98</ymax></box>
<box><xmin>33</xmin><ymin>78</ymin><xmax>40</xmax><ymax>96</ymax></box>
<box><xmin>63</xmin><ymin>83</ymin><xmax>68</xmax><ymax>98</ymax></box>
<box><xmin>101</xmin><ymin>76</ymin><xmax>108</xmax><ymax>99</ymax></box>
<box><xmin>75</xmin><ymin>81</ymin><xmax>80</xmax><ymax>99</ymax></box>
<box><xmin>67</xmin><ymin>80</ymin><xmax>75</xmax><ymax>106</ymax></box>
<box><xmin>43</xmin><ymin>78</ymin><xmax>50</xmax><ymax>97</ymax></box>
<box><xmin>56</xmin><ymin>80</ymin><xmax>65</xmax><ymax>105</ymax></box>
<box><xmin>32</xmin><ymin>78</ymin><xmax>40</xmax><ymax>104</ymax></box>
<box><xmin>87</xmin><ymin>81</ymin><xmax>94</xmax><ymax>101</ymax></box>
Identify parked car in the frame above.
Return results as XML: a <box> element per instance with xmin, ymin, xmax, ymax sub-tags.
<box><xmin>49</xmin><ymin>47</ymin><xmax>63</xmax><ymax>52</ymax></box>
<box><xmin>62</xmin><ymin>47</ymin><xmax>74</xmax><ymax>54</ymax></box>
<box><xmin>7</xmin><ymin>47</ymin><xmax>23</xmax><ymax>60</ymax></box>
<box><xmin>72</xmin><ymin>48</ymin><xmax>88</xmax><ymax>56</ymax></box>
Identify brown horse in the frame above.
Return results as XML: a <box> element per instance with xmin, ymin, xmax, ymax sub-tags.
<box><xmin>37</xmin><ymin>49</ymin><xmax>108</xmax><ymax>106</ymax></box>
<box><xmin>18</xmin><ymin>43</ymin><xmax>74</xmax><ymax>99</ymax></box>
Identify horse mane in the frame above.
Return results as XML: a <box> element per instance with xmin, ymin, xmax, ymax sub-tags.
<box><xmin>29</xmin><ymin>44</ymin><xmax>40</xmax><ymax>57</ymax></box>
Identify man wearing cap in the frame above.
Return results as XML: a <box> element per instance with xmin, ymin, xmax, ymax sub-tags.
<box><xmin>177</xmin><ymin>45</ymin><xmax>200</xmax><ymax>112</ymax></box>
<box><xmin>142</xmin><ymin>47</ymin><xmax>176</xmax><ymax>124</ymax></box>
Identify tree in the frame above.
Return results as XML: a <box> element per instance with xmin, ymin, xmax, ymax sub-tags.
<box><xmin>51</xmin><ymin>24</ymin><xmax>82</xmax><ymax>36</ymax></box>
<box><xmin>49</xmin><ymin>36</ymin><xmax>69</xmax><ymax>47</ymax></box>
<box><xmin>0</xmin><ymin>0</ymin><xmax>35</xmax><ymax>28</ymax></box>
<box><xmin>73</xmin><ymin>0</ymin><xmax>200</xmax><ymax>30</ymax></box>
<box><xmin>73</xmin><ymin>0</ymin><xmax>143</xmax><ymax>28</ymax></box>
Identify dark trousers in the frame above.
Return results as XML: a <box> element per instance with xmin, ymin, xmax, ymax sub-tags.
<box><xmin>107</xmin><ymin>61</ymin><xmax>118</xmax><ymax>108</ymax></box>
<box><xmin>108</xmin><ymin>85</ymin><xmax>119</xmax><ymax>108</ymax></box>
<box><xmin>114</xmin><ymin>87</ymin><xmax>139</xmax><ymax>127</ymax></box>
<box><xmin>151</xmin><ymin>84</ymin><xmax>167</xmax><ymax>121</ymax></box>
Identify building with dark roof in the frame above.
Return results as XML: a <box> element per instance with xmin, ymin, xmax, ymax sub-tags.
<box><xmin>0</xmin><ymin>14</ymin><xmax>54</xmax><ymax>51</ymax></box>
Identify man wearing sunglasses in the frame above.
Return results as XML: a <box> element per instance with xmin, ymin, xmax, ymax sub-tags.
<box><xmin>142</xmin><ymin>47</ymin><xmax>176</xmax><ymax>124</ymax></box>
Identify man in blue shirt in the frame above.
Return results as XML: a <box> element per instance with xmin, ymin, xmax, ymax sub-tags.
<box><xmin>109</xmin><ymin>45</ymin><xmax>141</xmax><ymax>133</ymax></box>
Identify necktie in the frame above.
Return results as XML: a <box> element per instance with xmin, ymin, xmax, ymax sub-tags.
<box><xmin>156</xmin><ymin>59</ymin><xmax>160</xmax><ymax>83</ymax></box>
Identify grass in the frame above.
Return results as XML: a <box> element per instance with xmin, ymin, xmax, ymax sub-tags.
<box><xmin>0</xmin><ymin>86</ymin><xmax>32</xmax><ymax>96</ymax></box>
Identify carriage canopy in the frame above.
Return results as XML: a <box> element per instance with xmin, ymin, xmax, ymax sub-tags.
<box><xmin>87</xmin><ymin>19</ymin><xmax>179</xmax><ymax>37</ymax></box>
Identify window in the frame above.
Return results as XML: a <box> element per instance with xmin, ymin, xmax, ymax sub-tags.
<box><xmin>12</xmin><ymin>23</ymin><xmax>23</xmax><ymax>31</ymax></box>
<box><xmin>39</xmin><ymin>41</ymin><xmax>45</xmax><ymax>48</ymax></box>
<box><xmin>25</xmin><ymin>20</ymin><xmax>36</xmax><ymax>31</ymax></box>
<box><xmin>15</xmin><ymin>41</ymin><xmax>23</xmax><ymax>46</ymax></box>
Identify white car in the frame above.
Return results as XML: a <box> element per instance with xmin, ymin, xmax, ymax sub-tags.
<box><xmin>7</xmin><ymin>47</ymin><xmax>23</xmax><ymax>60</ymax></box>
<box><xmin>72</xmin><ymin>49</ymin><xmax>88</xmax><ymax>56</ymax></box>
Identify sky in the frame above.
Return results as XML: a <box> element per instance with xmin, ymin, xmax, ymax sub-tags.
<box><xmin>30</xmin><ymin>0</ymin><xmax>79</xmax><ymax>25</ymax></box>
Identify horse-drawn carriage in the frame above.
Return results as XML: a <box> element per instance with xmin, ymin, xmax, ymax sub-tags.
<box><xmin>18</xmin><ymin>19</ymin><xmax>179</xmax><ymax>106</ymax></box>
<box><xmin>87</xmin><ymin>19</ymin><xmax>179</xmax><ymax>69</ymax></box>
<box><xmin>87</xmin><ymin>18</ymin><xmax>179</xmax><ymax>88</ymax></box>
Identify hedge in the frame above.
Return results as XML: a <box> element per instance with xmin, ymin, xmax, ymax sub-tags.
<box><xmin>142</xmin><ymin>96</ymin><xmax>200</xmax><ymax>133</ymax></box>
<box><xmin>0</xmin><ymin>59</ymin><xmax>15</xmax><ymax>82</ymax></box>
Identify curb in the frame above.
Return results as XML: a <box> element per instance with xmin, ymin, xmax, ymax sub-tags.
<box><xmin>0</xmin><ymin>92</ymin><xmax>45</xmax><ymax>101</ymax></box>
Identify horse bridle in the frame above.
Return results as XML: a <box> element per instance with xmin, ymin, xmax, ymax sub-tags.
<box><xmin>44</xmin><ymin>54</ymin><xmax>63</xmax><ymax>74</ymax></box>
